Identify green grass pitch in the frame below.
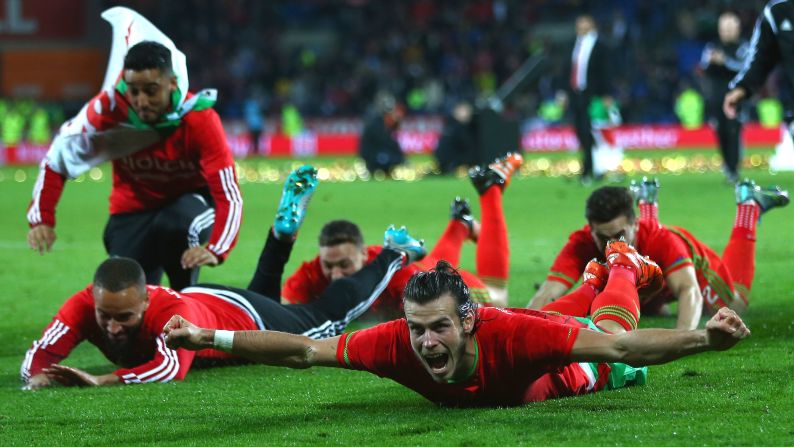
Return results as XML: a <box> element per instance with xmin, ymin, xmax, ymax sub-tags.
<box><xmin>1</xmin><ymin>157</ymin><xmax>793</xmax><ymax>446</ymax></box>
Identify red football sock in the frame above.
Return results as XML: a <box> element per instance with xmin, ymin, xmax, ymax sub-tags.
<box><xmin>421</xmin><ymin>220</ymin><xmax>469</xmax><ymax>268</ymax></box>
<box><xmin>638</xmin><ymin>201</ymin><xmax>659</xmax><ymax>225</ymax></box>
<box><xmin>541</xmin><ymin>284</ymin><xmax>598</xmax><ymax>317</ymax></box>
<box><xmin>591</xmin><ymin>267</ymin><xmax>640</xmax><ymax>331</ymax></box>
<box><xmin>722</xmin><ymin>202</ymin><xmax>759</xmax><ymax>300</ymax></box>
<box><xmin>476</xmin><ymin>186</ymin><xmax>509</xmax><ymax>287</ymax></box>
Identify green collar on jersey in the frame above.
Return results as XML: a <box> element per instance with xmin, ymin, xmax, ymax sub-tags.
<box><xmin>446</xmin><ymin>335</ymin><xmax>479</xmax><ymax>384</ymax></box>
<box><xmin>115</xmin><ymin>79</ymin><xmax>216</xmax><ymax>130</ymax></box>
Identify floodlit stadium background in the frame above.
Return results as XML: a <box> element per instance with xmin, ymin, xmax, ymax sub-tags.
<box><xmin>2</xmin><ymin>1</ymin><xmax>793</xmax><ymax>446</ymax></box>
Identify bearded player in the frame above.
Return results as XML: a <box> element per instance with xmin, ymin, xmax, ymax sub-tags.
<box><xmin>280</xmin><ymin>153</ymin><xmax>522</xmax><ymax>316</ymax></box>
<box><xmin>528</xmin><ymin>179</ymin><xmax>788</xmax><ymax>330</ymax></box>
<box><xmin>21</xmin><ymin>166</ymin><xmax>426</xmax><ymax>389</ymax></box>
<box><xmin>164</xmin><ymin>239</ymin><xmax>750</xmax><ymax>408</ymax></box>
<box><xmin>27</xmin><ymin>22</ymin><xmax>242</xmax><ymax>290</ymax></box>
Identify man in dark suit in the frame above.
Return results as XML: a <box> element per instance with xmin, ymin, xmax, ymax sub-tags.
<box><xmin>563</xmin><ymin>14</ymin><xmax>613</xmax><ymax>184</ymax></box>
<box><xmin>701</xmin><ymin>11</ymin><xmax>749</xmax><ymax>183</ymax></box>
<box><xmin>726</xmin><ymin>1</ymin><xmax>794</xmax><ymax>141</ymax></box>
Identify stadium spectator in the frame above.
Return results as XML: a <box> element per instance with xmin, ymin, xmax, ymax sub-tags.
<box><xmin>527</xmin><ymin>180</ymin><xmax>789</xmax><ymax>330</ymax></box>
<box><xmin>281</xmin><ymin>153</ymin><xmax>523</xmax><ymax>313</ymax></box>
<box><xmin>26</xmin><ymin>40</ymin><xmax>243</xmax><ymax>291</ymax></box>
<box><xmin>674</xmin><ymin>81</ymin><xmax>705</xmax><ymax>129</ymax></box>
<box><xmin>560</xmin><ymin>13</ymin><xmax>614</xmax><ymax>183</ymax></box>
<box><xmin>164</xmin><ymin>252</ymin><xmax>751</xmax><ymax>408</ymax></box>
<box><xmin>21</xmin><ymin>167</ymin><xmax>425</xmax><ymax>389</ymax></box>
<box><xmin>700</xmin><ymin>11</ymin><xmax>749</xmax><ymax>183</ymax></box>
<box><xmin>358</xmin><ymin>99</ymin><xmax>406</xmax><ymax>175</ymax></box>
<box><xmin>2</xmin><ymin>106</ymin><xmax>25</xmax><ymax>149</ymax></box>
<box><xmin>434</xmin><ymin>100</ymin><xmax>478</xmax><ymax>174</ymax></box>
<box><xmin>27</xmin><ymin>108</ymin><xmax>52</xmax><ymax>146</ymax></box>
<box><xmin>244</xmin><ymin>87</ymin><xmax>266</xmax><ymax>155</ymax></box>
<box><xmin>725</xmin><ymin>0</ymin><xmax>794</xmax><ymax>134</ymax></box>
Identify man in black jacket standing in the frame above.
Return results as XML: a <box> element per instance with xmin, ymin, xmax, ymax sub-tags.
<box><xmin>701</xmin><ymin>11</ymin><xmax>749</xmax><ymax>183</ymax></box>
<box><xmin>358</xmin><ymin>101</ymin><xmax>406</xmax><ymax>176</ymax></box>
<box><xmin>725</xmin><ymin>0</ymin><xmax>794</xmax><ymax>133</ymax></box>
<box><xmin>564</xmin><ymin>14</ymin><xmax>613</xmax><ymax>184</ymax></box>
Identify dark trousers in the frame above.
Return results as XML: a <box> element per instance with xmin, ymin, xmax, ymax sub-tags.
<box><xmin>364</xmin><ymin>151</ymin><xmax>405</xmax><ymax>175</ymax></box>
<box><xmin>716</xmin><ymin>111</ymin><xmax>742</xmax><ymax>177</ymax></box>
<box><xmin>192</xmin><ymin>231</ymin><xmax>404</xmax><ymax>339</ymax></box>
<box><xmin>104</xmin><ymin>192</ymin><xmax>214</xmax><ymax>291</ymax></box>
<box><xmin>571</xmin><ymin>92</ymin><xmax>594</xmax><ymax>178</ymax></box>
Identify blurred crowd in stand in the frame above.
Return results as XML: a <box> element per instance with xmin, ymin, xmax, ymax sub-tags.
<box><xmin>99</xmin><ymin>0</ymin><xmax>777</xmax><ymax>125</ymax></box>
<box><xmin>5</xmin><ymin>0</ymin><xmax>785</xmax><ymax>143</ymax></box>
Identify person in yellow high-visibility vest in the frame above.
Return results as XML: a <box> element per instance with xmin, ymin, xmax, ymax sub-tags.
<box><xmin>28</xmin><ymin>108</ymin><xmax>52</xmax><ymax>145</ymax></box>
<box><xmin>2</xmin><ymin>107</ymin><xmax>25</xmax><ymax>147</ymax></box>
<box><xmin>675</xmin><ymin>87</ymin><xmax>705</xmax><ymax>129</ymax></box>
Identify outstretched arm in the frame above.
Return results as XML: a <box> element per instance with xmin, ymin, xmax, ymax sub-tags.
<box><xmin>527</xmin><ymin>280</ymin><xmax>569</xmax><ymax>309</ymax></box>
<box><xmin>163</xmin><ymin>315</ymin><xmax>341</xmax><ymax>368</ymax></box>
<box><xmin>569</xmin><ymin>307</ymin><xmax>749</xmax><ymax>366</ymax></box>
<box><xmin>27</xmin><ymin>162</ymin><xmax>67</xmax><ymax>254</ymax></box>
<box><xmin>665</xmin><ymin>266</ymin><xmax>703</xmax><ymax>330</ymax></box>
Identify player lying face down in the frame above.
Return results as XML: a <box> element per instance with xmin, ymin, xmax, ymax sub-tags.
<box><xmin>401</xmin><ymin>268</ymin><xmax>478</xmax><ymax>382</ymax></box>
<box><xmin>318</xmin><ymin>220</ymin><xmax>369</xmax><ymax>282</ymax></box>
<box><xmin>163</xmin><ymin>261</ymin><xmax>751</xmax><ymax>407</ymax></box>
<box><xmin>585</xmin><ymin>187</ymin><xmax>639</xmax><ymax>254</ymax></box>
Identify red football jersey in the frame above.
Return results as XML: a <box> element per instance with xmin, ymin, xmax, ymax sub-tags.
<box><xmin>663</xmin><ymin>226</ymin><xmax>738</xmax><ymax>313</ymax></box>
<box><xmin>27</xmin><ymin>100</ymin><xmax>242</xmax><ymax>261</ymax></box>
<box><xmin>337</xmin><ymin>307</ymin><xmax>605</xmax><ymax>407</ymax></box>
<box><xmin>283</xmin><ymin>246</ymin><xmax>492</xmax><ymax>318</ymax></box>
<box><xmin>281</xmin><ymin>246</ymin><xmax>421</xmax><ymax>318</ymax></box>
<box><xmin>547</xmin><ymin>220</ymin><xmax>694</xmax><ymax>310</ymax></box>
<box><xmin>21</xmin><ymin>285</ymin><xmax>260</xmax><ymax>384</ymax></box>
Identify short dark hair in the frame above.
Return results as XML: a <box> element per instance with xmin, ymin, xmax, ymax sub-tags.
<box><xmin>576</xmin><ymin>13</ymin><xmax>596</xmax><ymax>24</ymax></box>
<box><xmin>124</xmin><ymin>41</ymin><xmax>172</xmax><ymax>74</ymax></box>
<box><xmin>403</xmin><ymin>260</ymin><xmax>476</xmax><ymax>321</ymax></box>
<box><xmin>93</xmin><ymin>257</ymin><xmax>146</xmax><ymax>293</ymax></box>
<box><xmin>319</xmin><ymin>220</ymin><xmax>364</xmax><ymax>247</ymax></box>
<box><xmin>585</xmin><ymin>186</ymin><xmax>636</xmax><ymax>224</ymax></box>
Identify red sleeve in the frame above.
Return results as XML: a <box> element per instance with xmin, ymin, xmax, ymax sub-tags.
<box><xmin>113</xmin><ymin>334</ymin><xmax>196</xmax><ymax>384</ymax></box>
<box><xmin>20</xmin><ymin>289</ymin><xmax>93</xmax><ymax>380</ymax></box>
<box><xmin>281</xmin><ymin>258</ymin><xmax>326</xmax><ymax>304</ymax></box>
<box><xmin>547</xmin><ymin>227</ymin><xmax>598</xmax><ymax>288</ymax></box>
<box><xmin>27</xmin><ymin>161</ymin><xmax>66</xmax><ymax>228</ymax></box>
<box><xmin>336</xmin><ymin>320</ymin><xmax>405</xmax><ymax>376</ymax></box>
<box><xmin>113</xmin><ymin>298</ymin><xmax>197</xmax><ymax>384</ymax></box>
<box><xmin>508</xmin><ymin>314</ymin><xmax>581</xmax><ymax>370</ymax></box>
<box><xmin>189</xmin><ymin>109</ymin><xmax>242</xmax><ymax>262</ymax></box>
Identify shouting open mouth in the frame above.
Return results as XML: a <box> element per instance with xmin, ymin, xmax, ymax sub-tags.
<box><xmin>424</xmin><ymin>353</ymin><xmax>449</xmax><ymax>374</ymax></box>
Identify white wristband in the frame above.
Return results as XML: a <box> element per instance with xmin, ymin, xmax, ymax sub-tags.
<box><xmin>213</xmin><ymin>330</ymin><xmax>235</xmax><ymax>352</ymax></box>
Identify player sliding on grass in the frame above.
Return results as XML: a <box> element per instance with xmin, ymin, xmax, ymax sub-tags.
<box><xmin>528</xmin><ymin>179</ymin><xmax>789</xmax><ymax>330</ymax></box>
<box><xmin>164</xmin><ymin>240</ymin><xmax>750</xmax><ymax>408</ymax></box>
<box><xmin>21</xmin><ymin>166</ymin><xmax>426</xmax><ymax>389</ymax></box>
<box><xmin>281</xmin><ymin>153</ymin><xmax>522</xmax><ymax>316</ymax></box>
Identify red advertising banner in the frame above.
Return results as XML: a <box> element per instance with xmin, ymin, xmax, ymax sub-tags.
<box><xmin>227</xmin><ymin>124</ymin><xmax>781</xmax><ymax>158</ymax></box>
<box><xmin>523</xmin><ymin>124</ymin><xmax>782</xmax><ymax>152</ymax></box>
<box><xmin>1</xmin><ymin>123</ymin><xmax>783</xmax><ymax>166</ymax></box>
